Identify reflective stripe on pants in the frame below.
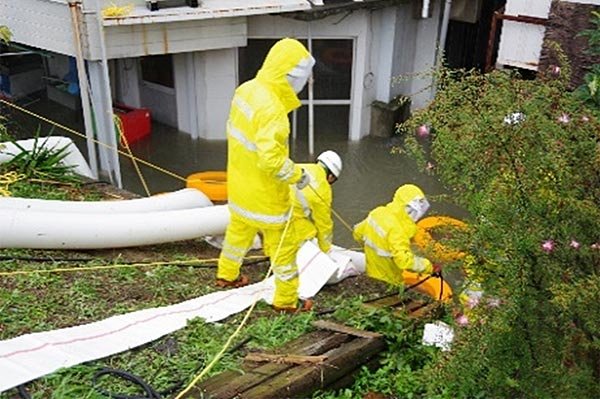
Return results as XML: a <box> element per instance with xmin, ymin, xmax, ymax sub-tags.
<box><xmin>217</xmin><ymin>212</ymin><xmax>300</xmax><ymax>308</ymax></box>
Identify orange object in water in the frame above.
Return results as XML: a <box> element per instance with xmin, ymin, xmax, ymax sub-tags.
<box><xmin>402</xmin><ymin>271</ymin><xmax>453</xmax><ymax>302</ymax></box>
<box><xmin>186</xmin><ymin>171</ymin><xmax>227</xmax><ymax>202</ymax></box>
<box><xmin>414</xmin><ymin>216</ymin><xmax>468</xmax><ymax>264</ymax></box>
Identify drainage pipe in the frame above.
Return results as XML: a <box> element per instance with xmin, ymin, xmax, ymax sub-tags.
<box><xmin>0</xmin><ymin>205</ymin><xmax>230</xmax><ymax>249</ymax></box>
<box><xmin>0</xmin><ymin>136</ymin><xmax>94</xmax><ymax>178</ymax></box>
<box><xmin>0</xmin><ymin>188</ymin><xmax>212</xmax><ymax>213</ymax></box>
<box><xmin>68</xmin><ymin>0</ymin><xmax>98</xmax><ymax>178</ymax></box>
<box><xmin>430</xmin><ymin>0</ymin><xmax>452</xmax><ymax>99</ymax></box>
<box><xmin>308</xmin><ymin>21</ymin><xmax>315</xmax><ymax>156</ymax></box>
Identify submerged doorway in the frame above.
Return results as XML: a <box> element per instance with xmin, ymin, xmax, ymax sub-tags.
<box><xmin>238</xmin><ymin>38</ymin><xmax>354</xmax><ymax>146</ymax></box>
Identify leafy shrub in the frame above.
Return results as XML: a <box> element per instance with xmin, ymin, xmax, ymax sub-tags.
<box><xmin>0</xmin><ymin>128</ymin><xmax>79</xmax><ymax>183</ymax></box>
<box><xmin>399</xmin><ymin>53</ymin><xmax>600</xmax><ymax>398</ymax></box>
<box><xmin>575</xmin><ymin>11</ymin><xmax>600</xmax><ymax>114</ymax></box>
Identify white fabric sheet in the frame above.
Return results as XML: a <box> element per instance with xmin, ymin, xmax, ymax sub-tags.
<box><xmin>0</xmin><ymin>241</ymin><xmax>339</xmax><ymax>392</ymax></box>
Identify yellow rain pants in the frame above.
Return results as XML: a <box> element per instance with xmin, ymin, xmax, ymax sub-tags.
<box><xmin>217</xmin><ymin>38</ymin><xmax>313</xmax><ymax>308</ymax></box>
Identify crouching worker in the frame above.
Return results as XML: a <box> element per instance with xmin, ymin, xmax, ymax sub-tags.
<box><xmin>215</xmin><ymin>38</ymin><xmax>316</xmax><ymax>314</ymax></box>
<box><xmin>353</xmin><ymin>184</ymin><xmax>441</xmax><ymax>288</ymax></box>
<box><xmin>292</xmin><ymin>150</ymin><xmax>342</xmax><ymax>254</ymax></box>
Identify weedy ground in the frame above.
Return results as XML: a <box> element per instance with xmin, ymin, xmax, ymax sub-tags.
<box><xmin>1</xmin><ymin>177</ymin><xmax>442</xmax><ymax>399</ymax></box>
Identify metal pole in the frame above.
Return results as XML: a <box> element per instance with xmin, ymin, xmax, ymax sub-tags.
<box><xmin>307</xmin><ymin>22</ymin><xmax>315</xmax><ymax>157</ymax></box>
<box><xmin>68</xmin><ymin>0</ymin><xmax>98</xmax><ymax>178</ymax></box>
<box><xmin>292</xmin><ymin>109</ymin><xmax>297</xmax><ymax>140</ymax></box>
<box><xmin>87</xmin><ymin>0</ymin><xmax>122</xmax><ymax>187</ymax></box>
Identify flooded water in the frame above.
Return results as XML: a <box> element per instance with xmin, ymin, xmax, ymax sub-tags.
<box><xmin>8</xmin><ymin>100</ymin><xmax>466</xmax><ymax>248</ymax></box>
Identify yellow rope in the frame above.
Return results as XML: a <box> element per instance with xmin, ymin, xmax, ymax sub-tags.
<box><xmin>174</xmin><ymin>212</ymin><xmax>294</xmax><ymax>399</ymax></box>
<box><xmin>307</xmin><ymin>184</ymin><xmax>356</xmax><ymax>235</ymax></box>
<box><xmin>0</xmin><ymin>171</ymin><xmax>25</xmax><ymax>197</ymax></box>
<box><xmin>114</xmin><ymin>115</ymin><xmax>151</xmax><ymax>196</ymax></box>
<box><xmin>0</xmin><ymin>99</ymin><xmax>187</xmax><ymax>183</ymax></box>
<box><xmin>102</xmin><ymin>2</ymin><xmax>134</xmax><ymax>18</ymax></box>
<box><xmin>0</xmin><ymin>255</ymin><xmax>268</xmax><ymax>277</ymax></box>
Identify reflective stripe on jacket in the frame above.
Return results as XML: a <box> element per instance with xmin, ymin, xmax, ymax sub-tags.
<box><xmin>353</xmin><ymin>192</ymin><xmax>432</xmax><ymax>285</ymax></box>
<box><xmin>292</xmin><ymin>163</ymin><xmax>333</xmax><ymax>253</ymax></box>
<box><xmin>227</xmin><ymin>39</ymin><xmax>311</xmax><ymax>228</ymax></box>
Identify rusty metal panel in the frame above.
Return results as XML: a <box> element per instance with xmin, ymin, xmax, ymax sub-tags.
<box><xmin>496</xmin><ymin>0</ymin><xmax>551</xmax><ymax>70</ymax></box>
<box><xmin>102</xmin><ymin>0</ymin><xmax>312</xmax><ymax>26</ymax></box>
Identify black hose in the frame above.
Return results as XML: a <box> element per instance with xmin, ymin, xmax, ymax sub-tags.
<box><xmin>92</xmin><ymin>337</ymin><xmax>251</xmax><ymax>399</ymax></box>
<box><xmin>93</xmin><ymin>368</ymin><xmax>165</xmax><ymax>399</ymax></box>
<box><xmin>16</xmin><ymin>384</ymin><xmax>31</xmax><ymax>399</ymax></box>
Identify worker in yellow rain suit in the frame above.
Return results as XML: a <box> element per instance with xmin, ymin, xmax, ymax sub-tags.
<box><xmin>291</xmin><ymin>150</ymin><xmax>343</xmax><ymax>254</ymax></box>
<box><xmin>353</xmin><ymin>184</ymin><xmax>440</xmax><ymax>286</ymax></box>
<box><xmin>216</xmin><ymin>38</ymin><xmax>315</xmax><ymax>313</ymax></box>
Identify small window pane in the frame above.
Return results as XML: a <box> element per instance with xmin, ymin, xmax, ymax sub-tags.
<box><xmin>140</xmin><ymin>54</ymin><xmax>174</xmax><ymax>88</ymax></box>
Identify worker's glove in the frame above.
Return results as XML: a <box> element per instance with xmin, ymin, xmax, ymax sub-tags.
<box><xmin>296</xmin><ymin>169</ymin><xmax>310</xmax><ymax>190</ymax></box>
<box><xmin>431</xmin><ymin>263</ymin><xmax>443</xmax><ymax>278</ymax></box>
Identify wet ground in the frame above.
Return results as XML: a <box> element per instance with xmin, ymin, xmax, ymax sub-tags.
<box><xmin>8</xmin><ymin>99</ymin><xmax>467</xmax><ymax>248</ymax></box>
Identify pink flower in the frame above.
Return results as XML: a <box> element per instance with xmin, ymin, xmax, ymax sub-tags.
<box><xmin>466</xmin><ymin>296</ymin><xmax>480</xmax><ymax>309</ymax></box>
<box><xmin>558</xmin><ymin>113</ymin><xmax>570</xmax><ymax>124</ymax></box>
<box><xmin>569</xmin><ymin>240</ymin><xmax>581</xmax><ymax>249</ymax></box>
<box><xmin>550</xmin><ymin>65</ymin><xmax>561</xmax><ymax>77</ymax></box>
<box><xmin>541</xmin><ymin>240</ymin><xmax>555</xmax><ymax>253</ymax></box>
<box><xmin>416</xmin><ymin>125</ymin><xmax>430</xmax><ymax>138</ymax></box>
<box><xmin>456</xmin><ymin>314</ymin><xmax>469</xmax><ymax>326</ymax></box>
<box><xmin>487</xmin><ymin>298</ymin><xmax>501</xmax><ymax>308</ymax></box>
<box><xmin>591</xmin><ymin>243</ymin><xmax>600</xmax><ymax>250</ymax></box>
<box><xmin>581</xmin><ymin>115</ymin><xmax>590</xmax><ymax>123</ymax></box>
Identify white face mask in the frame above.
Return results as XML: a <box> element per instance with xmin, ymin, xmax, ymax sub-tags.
<box><xmin>286</xmin><ymin>56</ymin><xmax>315</xmax><ymax>93</ymax></box>
<box><xmin>406</xmin><ymin>197</ymin><xmax>430</xmax><ymax>222</ymax></box>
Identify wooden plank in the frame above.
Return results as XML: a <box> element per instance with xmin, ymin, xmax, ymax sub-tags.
<box><xmin>312</xmin><ymin>320</ymin><xmax>382</xmax><ymax>339</ymax></box>
<box><xmin>245</xmin><ymin>353</ymin><xmax>327</xmax><ymax>365</ymax></box>
<box><xmin>325</xmin><ymin>356</ymin><xmax>382</xmax><ymax>392</ymax></box>
<box><xmin>241</xmin><ymin>335</ymin><xmax>386</xmax><ymax>398</ymax></box>
<box><xmin>192</xmin><ymin>331</ymin><xmax>350</xmax><ymax>399</ymax></box>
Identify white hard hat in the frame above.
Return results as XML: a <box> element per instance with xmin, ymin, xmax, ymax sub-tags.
<box><xmin>317</xmin><ymin>150</ymin><xmax>342</xmax><ymax>178</ymax></box>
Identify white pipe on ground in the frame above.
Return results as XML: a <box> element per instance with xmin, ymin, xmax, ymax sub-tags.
<box><xmin>0</xmin><ymin>188</ymin><xmax>212</xmax><ymax>213</ymax></box>
<box><xmin>0</xmin><ymin>205</ymin><xmax>230</xmax><ymax>249</ymax></box>
<box><xmin>0</xmin><ymin>136</ymin><xmax>94</xmax><ymax>179</ymax></box>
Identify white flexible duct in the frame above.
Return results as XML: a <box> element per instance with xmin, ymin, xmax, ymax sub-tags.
<box><xmin>0</xmin><ymin>205</ymin><xmax>230</xmax><ymax>249</ymax></box>
<box><xmin>0</xmin><ymin>188</ymin><xmax>212</xmax><ymax>213</ymax></box>
<box><xmin>0</xmin><ymin>136</ymin><xmax>94</xmax><ymax>179</ymax></box>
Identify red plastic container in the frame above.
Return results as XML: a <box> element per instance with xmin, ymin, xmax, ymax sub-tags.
<box><xmin>113</xmin><ymin>103</ymin><xmax>151</xmax><ymax>145</ymax></box>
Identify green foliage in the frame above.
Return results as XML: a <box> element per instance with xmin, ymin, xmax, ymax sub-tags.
<box><xmin>399</xmin><ymin>54</ymin><xmax>600</xmax><ymax>398</ymax></box>
<box><xmin>577</xmin><ymin>11</ymin><xmax>600</xmax><ymax>55</ymax></box>
<box><xmin>0</xmin><ymin>25</ymin><xmax>10</xmax><ymax>44</ymax></box>
<box><xmin>0</xmin><ymin>129</ymin><xmax>79</xmax><ymax>183</ymax></box>
<box><xmin>314</xmin><ymin>299</ymin><xmax>443</xmax><ymax>398</ymax></box>
<box><xmin>575</xmin><ymin>11</ymin><xmax>600</xmax><ymax>113</ymax></box>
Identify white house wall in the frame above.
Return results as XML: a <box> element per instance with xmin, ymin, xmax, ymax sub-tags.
<box><xmin>0</xmin><ymin>0</ymin><xmax>76</xmax><ymax>57</ymax></box>
<box><xmin>202</xmin><ymin>48</ymin><xmax>237</xmax><ymax>140</ymax></box>
<box><xmin>102</xmin><ymin>18</ymin><xmax>247</xmax><ymax>60</ymax></box>
<box><xmin>391</xmin><ymin>0</ymin><xmax>441</xmax><ymax>110</ymax></box>
<box><xmin>173</xmin><ymin>49</ymin><xmax>236</xmax><ymax>140</ymax></box>
<box><xmin>114</xmin><ymin>58</ymin><xmax>142</xmax><ymax>108</ymax></box>
<box><xmin>496</xmin><ymin>0</ymin><xmax>552</xmax><ymax>70</ymax></box>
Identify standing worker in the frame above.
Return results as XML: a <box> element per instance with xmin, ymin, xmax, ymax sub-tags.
<box><xmin>216</xmin><ymin>38</ymin><xmax>315</xmax><ymax>313</ymax></box>
<box><xmin>292</xmin><ymin>150</ymin><xmax>342</xmax><ymax>254</ymax></box>
<box><xmin>353</xmin><ymin>184</ymin><xmax>441</xmax><ymax>287</ymax></box>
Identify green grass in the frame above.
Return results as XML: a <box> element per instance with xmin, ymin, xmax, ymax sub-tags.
<box><xmin>0</xmin><ymin>174</ymin><xmax>444</xmax><ymax>399</ymax></box>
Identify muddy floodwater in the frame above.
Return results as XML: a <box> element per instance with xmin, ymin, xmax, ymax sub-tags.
<box><xmin>12</xmin><ymin>102</ymin><xmax>466</xmax><ymax>248</ymax></box>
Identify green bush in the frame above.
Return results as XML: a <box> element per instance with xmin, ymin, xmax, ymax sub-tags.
<box><xmin>399</xmin><ymin>55</ymin><xmax>600</xmax><ymax>398</ymax></box>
